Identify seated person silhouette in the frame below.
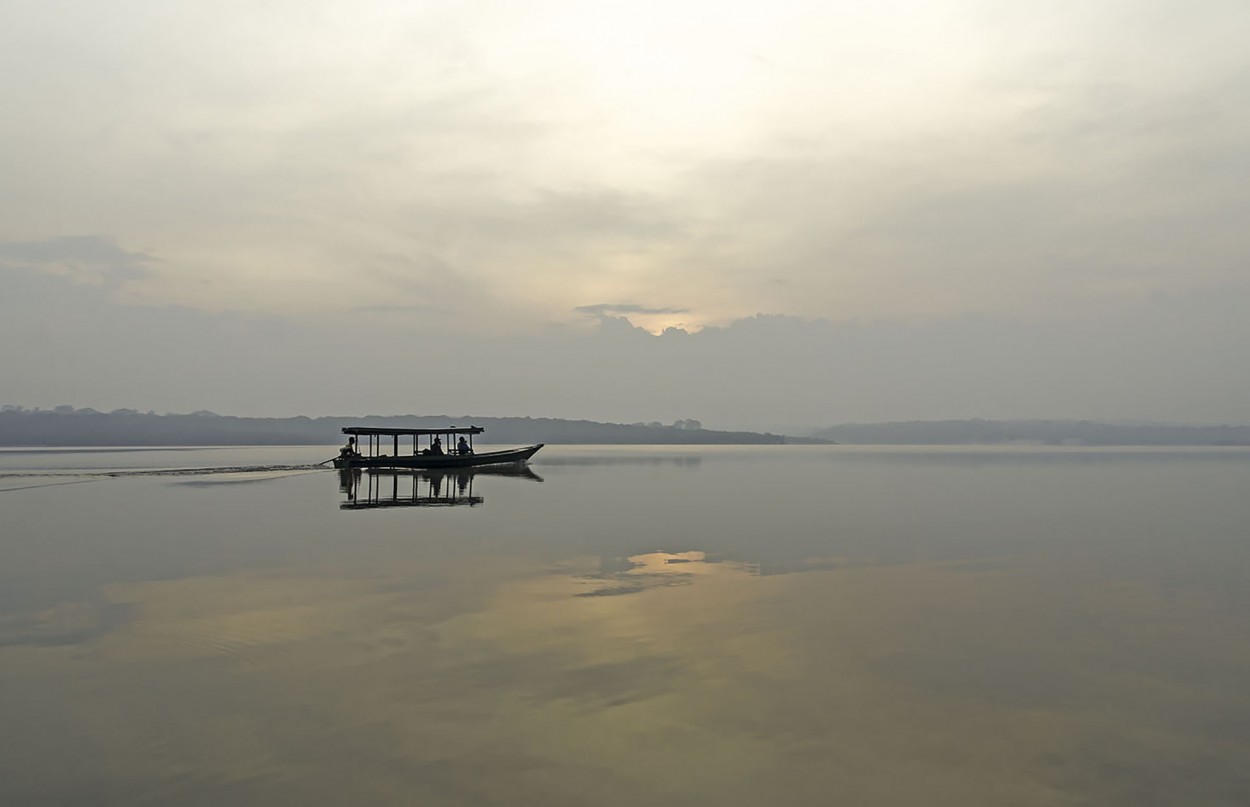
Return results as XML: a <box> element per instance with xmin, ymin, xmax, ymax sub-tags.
<box><xmin>457</xmin><ymin>436</ymin><xmax>472</xmax><ymax>455</ymax></box>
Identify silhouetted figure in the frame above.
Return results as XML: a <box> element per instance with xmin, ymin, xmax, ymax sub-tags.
<box><xmin>457</xmin><ymin>436</ymin><xmax>472</xmax><ymax>455</ymax></box>
<box><xmin>430</xmin><ymin>436</ymin><xmax>444</xmax><ymax>455</ymax></box>
<box><xmin>339</xmin><ymin>436</ymin><xmax>357</xmax><ymax>459</ymax></box>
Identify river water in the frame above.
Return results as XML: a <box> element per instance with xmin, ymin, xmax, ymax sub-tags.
<box><xmin>2</xmin><ymin>445</ymin><xmax>1249</xmax><ymax>805</ymax></box>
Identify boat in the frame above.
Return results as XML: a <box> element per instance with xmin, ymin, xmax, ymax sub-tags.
<box><xmin>331</xmin><ymin>426</ymin><xmax>543</xmax><ymax>470</ymax></box>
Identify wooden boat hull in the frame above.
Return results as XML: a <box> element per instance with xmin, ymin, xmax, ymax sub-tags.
<box><xmin>332</xmin><ymin>443</ymin><xmax>543</xmax><ymax>470</ymax></box>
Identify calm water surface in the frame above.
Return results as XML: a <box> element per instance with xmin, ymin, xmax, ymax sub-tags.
<box><xmin>2</xmin><ymin>445</ymin><xmax>1250</xmax><ymax>805</ymax></box>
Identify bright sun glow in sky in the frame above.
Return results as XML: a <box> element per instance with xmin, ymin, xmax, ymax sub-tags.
<box><xmin>5</xmin><ymin>0</ymin><xmax>1244</xmax><ymax>328</ymax></box>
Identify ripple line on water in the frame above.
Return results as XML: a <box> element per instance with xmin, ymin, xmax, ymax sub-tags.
<box><xmin>0</xmin><ymin>478</ymin><xmax>100</xmax><ymax>493</ymax></box>
<box><xmin>0</xmin><ymin>464</ymin><xmax>329</xmax><ymax>481</ymax></box>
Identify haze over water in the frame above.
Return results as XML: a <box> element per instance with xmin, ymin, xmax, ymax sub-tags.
<box><xmin>3</xmin><ymin>445</ymin><xmax>1249</xmax><ymax>805</ymax></box>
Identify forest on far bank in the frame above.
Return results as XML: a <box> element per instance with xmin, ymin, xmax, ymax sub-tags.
<box><xmin>0</xmin><ymin>407</ymin><xmax>801</xmax><ymax>446</ymax></box>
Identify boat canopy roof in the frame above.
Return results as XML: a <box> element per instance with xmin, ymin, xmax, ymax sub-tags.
<box><xmin>343</xmin><ymin>425</ymin><xmax>484</xmax><ymax>437</ymax></box>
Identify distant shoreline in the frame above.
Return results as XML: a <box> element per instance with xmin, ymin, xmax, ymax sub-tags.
<box><xmin>0</xmin><ymin>409</ymin><xmax>822</xmax><ymax>447</ymax></box>
<box><xmin>813</xmin><ymin>419</ymin><xmax>1250</xmax><ymax>447</ymax></box>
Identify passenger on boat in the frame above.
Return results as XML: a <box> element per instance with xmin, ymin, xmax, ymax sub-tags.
<box><xmin>429</xmin><ymin>436</ymin><xmax>444</xmax><ymax>455</ymax></box>
<box><xmin>339</xmin><ymin>437</ymin><xmax>357</xmax><ymax>458</ymax></box>
<box><xmin>457</xmin><ymin>436</ymin><xmax>472</xmax><ymax>455</ymax></box>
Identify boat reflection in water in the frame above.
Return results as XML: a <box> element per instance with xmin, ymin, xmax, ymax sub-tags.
<box><xmin>339</xmin><ymin>463</ymin><xmax>543</xmax><ymax>509</ymax></box>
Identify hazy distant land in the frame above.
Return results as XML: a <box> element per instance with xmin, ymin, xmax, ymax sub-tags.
<box><xmin>0</xmin><ymin>407</ymin><xmax>804</xmax><ymax>447</ymax></box>
<box><xmin>814</xmin><ymin>419</ymin><xmax>1250</xmax><ymax>446</ymax></box>
<box><xmin>3</xmin><ymin>407</ymin><xmax>1250</xmax><ymax>447</ymax></box>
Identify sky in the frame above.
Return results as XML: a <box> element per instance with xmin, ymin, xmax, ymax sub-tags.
<box><xmin>2</xmin><ymin>0</ymin><xmax>1248</xmax><ymax>431</ymax></box>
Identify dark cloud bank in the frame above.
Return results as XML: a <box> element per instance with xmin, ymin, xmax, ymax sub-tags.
<box><xmin>3</xmin><ymin>264</ymin><xmax>1249</xmax><ymax>431</ymax></box>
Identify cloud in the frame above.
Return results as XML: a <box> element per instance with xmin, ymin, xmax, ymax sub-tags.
<box><xmin>0</xmin><ymin>236</ymin><xmax>152</xmax><ymax>286</ymax></box>
<box><xmin>575</xmin><ymin>304</ymin><xmax>690</xmax><ymax>317</ymax></box>
<box><xmin>4</xmin><ymin>1</ymin><xmax>1250</xmax><ymax>329</ymax></box>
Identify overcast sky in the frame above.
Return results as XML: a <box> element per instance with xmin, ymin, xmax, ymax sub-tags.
<box><xmin>2</xmin><ymin>0</ymin><xmax>1248</xmax><ymax>430</ymax></box>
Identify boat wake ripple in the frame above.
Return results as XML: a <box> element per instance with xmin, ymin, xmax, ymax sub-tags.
<box><xmin>0</xmin><ymin>464</ymin><xmax>328</xmax><ymax>482</ymax></box>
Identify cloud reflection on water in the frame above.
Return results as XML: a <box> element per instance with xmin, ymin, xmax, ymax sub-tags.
<box><xmin>3</xmin><ymin>448</ymin><xmax>1250</xmax><ymax>805</ymax></box>
<box><xmin>4</xmin><ymin>542</ymin><xmax>1250</xmax><ymax>805</ymax></box>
